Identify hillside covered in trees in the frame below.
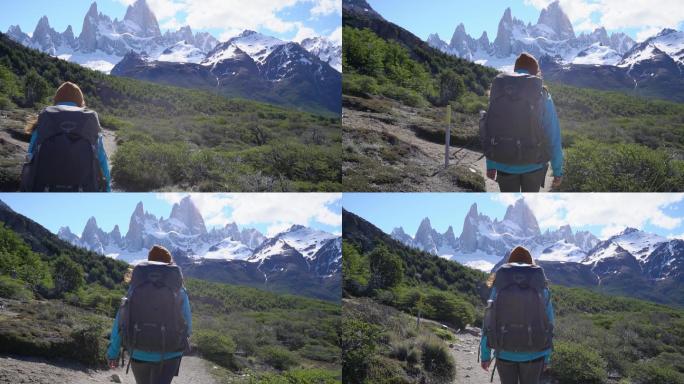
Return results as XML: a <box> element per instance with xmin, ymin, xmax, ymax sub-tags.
<box><xmin>342</xmin><ymin>209</ymin><xmax>684</xmax><ymax>384</ymax></box>
<box><xmin>0</xmin><ymin>33</ymin><xmax>341</xmax><ymax>192</ymax></box>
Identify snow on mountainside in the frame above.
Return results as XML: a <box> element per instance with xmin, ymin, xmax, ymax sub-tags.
<box><xmin>390</xmin><ymin>199</ymin><xmax>600</xmax><ymax>271</ymax></box>
<box><xmin>390</xmin><ymin>199</ymin><xmax>681</xmax><ymax>282</ymax></box>
<box><xmin>426</xmin><ymin>0</ymin><xmax>638</xmax><ymax>71</ymax></box>
<box><xmin>300</xmin><ymin>36</ymin><xmax>342</xmax><ymax>72</ymax></box>
<box><xmin>56</xmin><ymin>197</ymin><xmax>340</xmax><ymax>272</ymax></box>
<box><xmin>5</xmin><ymin>0</ymin><xmax>340</xmax><ymax>75</ymax></box>
<box><xmin>618</xmin><ymin>29</ymin><xmax>684</xmax><ymax>69</ymax></box>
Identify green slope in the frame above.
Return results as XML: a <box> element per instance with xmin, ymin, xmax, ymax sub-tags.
<box><xmin>0</xmin><ymin>33</ymin><xmax>341</xmax><ymax>192</ymax></box>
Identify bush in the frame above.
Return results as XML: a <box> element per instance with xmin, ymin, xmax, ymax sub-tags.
<box><xmin>260</xmin><ymin>346</ymin><xmax>298</xmax><ymax>370</ymax></box>
<box><xmin>342</xmin><ymin>317</ymin><xmax>380</xmax><ymax>384</ymax></box>
<box><xmin>255</xmin><ymin>369</ymin><xmax>340</xmax><ymax>384</ymax></box>
<box><xmin>70</xmin><ymin>324</ymin><xmax>106</xmax><ymax>367</ymax></box>
<box><xmin>0</xmin><ymin>276</ymin><xmax>33</xmax><ymax>300</ymax></box>
<box><xmin>195</xmin><ymin>329</ymin><xmax>237</xmax><ymax>369</ymax></box>
<box><xmin>550</xmin><ymin>341</ymin><xmax>607</xmax><ymax>384</ymax></box>
<box><xmin>424</xmin><ymin>291</ymin><xmax>475</xmax><ymax>330</ymax></box>
<box><xmin>52</xmin><ymin>255</ymin><xmax>85</xmax><ymax>295</ymax></box>
<box><xmin>0</xmin><ymin>224</ymin><xmax>52</xmax><ymax>290</ymax></box>
<box><xmin>630</xmin><ymin>361</ymin><xmax>684</xmax><ymax>384</ymax></box>
<box><xmin>368</xmin><ymin>244</ymin><xmax>403</xmax><ymax>290</ymax></box>
<box><xmin>365</xmin><ymin>356</ymin><xmax>410</xmax><ymax>384</ymax></box>
<box><xmin>562</xmin><ymin>139</ymin><xmax>684</xmax><ymax>192</ymax></box>
<box><xmin>421</xmin><ymin>340</ymin><xmax>455</xmax><ymax>383</ymax></box>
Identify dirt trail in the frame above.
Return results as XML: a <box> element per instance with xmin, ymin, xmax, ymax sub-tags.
<box><xmin>344</xmin><ymin>103</ymin><xmax>553</xmax><ymax>192</ymax></box>
<box><xmin>0</xmin><ymin>355</ymin><xmax>218</xmax><ymax>384</ymax></box>
<box><xmin>450</xmin><ymin>332</ymin><xmax>501</xmax><ymax>384</ymax></box>
<box><xmin>101</xmin><ymin>129</ymin><xmax>117</xmax><ymax>172</ymax></box>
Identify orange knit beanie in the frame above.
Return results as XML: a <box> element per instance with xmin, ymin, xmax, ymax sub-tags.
<box><xmin>507</xmin><ymin>246</ymin><xmax>534</xmax><ymax>265</ymax></box>
<box><xmin>148</xmin><ymin>245</ymin><xmax>173</xmax><ymax>264</ymax></box>
<box><xmin>514</xmin><ymin>53</ymin><xmax>540</xmax><ymax>76</ymax></box>
<box><xmin>54</xmin><ymin>82</ymin><xmax>85</xmax><ymax>107</ymax></box>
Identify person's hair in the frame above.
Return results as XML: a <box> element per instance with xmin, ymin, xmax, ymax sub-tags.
<box><xmin>123</xmin><ymin>267</ymin><xmax>133</xmax><ymax>284</ymax></box>
<box><xmin>25</xmin><ymin>82</ymin><xmax>86</xmax><ymax>134</ymax></box>
<box><xmin>514</xmin><ymin>52</ymin><xmax>541</xmax><ymax>76</ymax></box>
<box><xmin>486</xmin><ymin>246</ymin><xmax>535</xmax><ymax>287</ymax></box>
<box><xmin>148</xmin><ymin>245</ymin><xmax>173</xmax><ymax>264</ymax></box>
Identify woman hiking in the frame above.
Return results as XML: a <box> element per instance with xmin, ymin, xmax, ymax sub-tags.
<box><xmin>480</xmin><ymin>246</ymin><xmax>555</xmax><ymax>384</ymax></box>
<box><xmin>20</xmin><ymin>81</ymin><xmax>111</xmax><ymax>192</ymax></box>
<box><xmin>481</xmin><ymin>53</ymin><xmax>563</xmax><ymax>192</ymax></box>
<box><xmin>107</xmin><ymin>245</ymin><xmax>192</xmax><ymax>384</ymax></box>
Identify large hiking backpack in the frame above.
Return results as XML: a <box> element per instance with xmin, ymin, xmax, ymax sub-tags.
<box><xmin>483</xmin><ymin>263</ymin><xmax>552</xmax><ymax>353</ymax></box>
<box><xmin>20</xmin><ymin>105</ymin><xmax>105</xmax><ymax>192</ymax></box>
<box><xmin>480</xmin><ymin>73</ymin><xmax>551</xmax><ymax>165</ymax></box>
<box><xmin>118</xmin><ymin>262</ymin><xmax>188</xmax><ymax>355</ymax></box>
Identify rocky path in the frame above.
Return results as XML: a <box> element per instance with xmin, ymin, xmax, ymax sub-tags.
<box><xmin>101</xmin><ymin>129</ymin><xmax>117</xmax><ymax>172</ymax></box>
<box><xmin>343</xmin><ymin>104</ymin><xmax>553</xmax><ymax>192</ymax></box>
<box><xmin>0</xmin><ymin>355</ymin><xmax>218</xmax><ymax>384</ymax></box>
<box><xmin>450</xmin><ymin>331</ymin><xmax>501</xmax><ymax>384</ymax></box>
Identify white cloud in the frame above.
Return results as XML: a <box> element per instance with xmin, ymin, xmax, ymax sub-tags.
<box><xmin>328</xmin><ymin>26</ymin><xmax>342</xmax><ymax>45</ymax></box>
<box><xmin>156</xmin><ymin>193</ymin><xmax>342</xmax><ymax>230</ymax></box>
<box><xmin>492</xmin><ymin>193</ymin><xmax>684</xmax><ymax>238</ymax></box>
<box><xmin>667</xmin><ymin>232</ymin><xmax>684</xmax><ymax>240</ymax></box>
<box><xmin>182</xmin><ymin>0</ymin><xmax>302</xmax><ymax>35</ymax></box>
<box><xmin>309</xmin><ymin>0</ymin><xmax>341</xmax><ymax>17</ymax></box>
<box><xmin>523</xmin><ymin>0</ymin><xmax>683</xmax><ymax>39</ymax></box>
<box><xmin>293</xmin><ymin>24</ymin><xmax>317</xmax><ymax>42</ymax></box>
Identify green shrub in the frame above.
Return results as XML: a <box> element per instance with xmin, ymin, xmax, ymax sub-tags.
<box><xmin>342</xmin><ymin>317</ymin><xmax>380</xmax><ymax>384</ymax></box>
<box><xmin>365</xmin><ymin>356</ymin><xmax>410</xmax><ymax>384</ymax></box>
<box><xmin>0</xmin><ymin>224</ymin><xmax>52</xmax><ymax>290</ymax></box>
<box><xmin>0</xmin><ymin>276</ymin><xmax>33</xmax><ymax>300</ymax></box>
<box><xmin>260</xmin><ymin>346</ymin><xmax>298</xmax><ymax>370</ymax></box>
<box><xmin>52</xmin><ymin>255</ymin><xmax>85</xmax><ymax>295</ymax></box>
<box><xmin>424</xmin><ymin>291</ymin><xmax>475</xmax><ymax>330</ymax></box>
<box><xmin>194</xmin><ymin>329</ymin><xmax>237</xmax><ymax>369</ymax></box>
<box><xmin>406</xmin><ymin>347</ymin><xmax>421</xmax><ymax>366</ymax></box>
<box><xmin>630</xmin><ymin>361</ymin><xmax>684</xmax><ymax>384</ymax></box>
<box><xmin>421</xmin><ymin>339</ymin><xmax>455</xmax><ymax>383</ymax></box>
<box><xmin>562</xmin><ymin>139</ymin><xmax>684</xmax><ymax>192</ymax></box>
<box><xmin>255</xmin><ymin>369</ymin><xmax>340</xmax><ymax>384</ymax></box>
<box><xmin>550</xmin><ymin>341</ymin><xmax>607</xmax><ymax>384</ymax></box>
<box><xmin>70</xmin><ymin>324</ymin><xmax>106</xmax><ymax>367</ymax></box>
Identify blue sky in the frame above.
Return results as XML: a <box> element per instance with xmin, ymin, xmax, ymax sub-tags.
<box><xmin>343</xmin><ymin>193</ymin><xmax>684</xmax><ymax>240</ymax></box>
<box><xmin>368</xmin><ymin>0</ymin><xmax>684</xmax><ymax>42</ymax></box>
<box><xmin>0</xmin><ymin>193</ymin><xmax>342</xmax><ymax>238</ymax></box>
<box><xmin>0</xmin><ymin>0</ymin><xmax>342</xmax><ymax>43</ymax></box>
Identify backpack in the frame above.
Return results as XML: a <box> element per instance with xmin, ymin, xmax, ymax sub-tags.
<box><xmin>483</xmin><ymin>263</ymin><xmax>552</xmax><ymax>353</ymax></box>
<box><xmin>118</xmin><ymin>261</ymin><xmax>188</xmax><ymax>355</ymax></box>
<box><xmin>480</xmin><ymin>73</ymin><xmax>551</xmax><ymax>165</ymax></box>
<box><xmin>20</xmin><ymin>105</ymin><xmax>105</xmax><ymax>192</ymax></box>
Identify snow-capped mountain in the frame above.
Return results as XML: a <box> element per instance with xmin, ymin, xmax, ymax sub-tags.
<box><xmin>5</xmin><ymin>0</ymin><xmax>340</xmax><ymax>75</ymax></box>
<box><xmin>57</xmin><ymin>197</ymin><xmax>340</xmax><ymax>279</ymax></box>
<box><xmin>427</xmin><ymin>0</ymin><xmax>636</xmax><ymax>70</ymax></box>
<box><xmin>391</xmin><ymin>199</ymin><xmax>600</xmax><ymax>271</ymax></box>
<box><xmin>111</xmin><ymin>30</ymin><xmax>342</xmax><ymax>114</ymax></box>
<box><xmin>300</xmin><ymin>36</ymin><xmax>342</xmax><ymax>72</ymax></box>
<box><xmin>618</xmin><ymin>28</ymin><xmax>684</xmax><ymax>70</ymax></box>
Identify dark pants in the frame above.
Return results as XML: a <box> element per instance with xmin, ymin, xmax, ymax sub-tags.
<box><xmin>496</xmin><ymin>358</ymin><xmax>544</xmax><ymax>384</ymax></box>
<box><xmin>131</xmin><ymin>357</ymin><xmax>181</xmax><ymax>384</ymax></box>
<box><xmin>496</xmin><ymin>165</ymin><xmax>547</xmax><ymax>192</ymax></box>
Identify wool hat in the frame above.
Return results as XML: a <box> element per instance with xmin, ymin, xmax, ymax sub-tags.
<box><xmin>507</xmin><ymin>246</ymin><xmax>534</xmax><ymax>265</ymax></box>
<box><xmin>514</xmin><ymin>53</ymin><xmax>540</xmax><ymax>76</ymax></box>
<box><xmin>54</xmin><ymin>82</ymin><xmax>85</xmax><ymax>107</ymax></box>
<box><xmin>148</xmin><ymin>245</ymin><xmax>173</xmax><ymax>264</ymax></box>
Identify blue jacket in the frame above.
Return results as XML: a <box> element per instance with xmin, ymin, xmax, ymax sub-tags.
<box><xmin>28</xmin><ymin>102</ymin><xmax>111</xmax><ymax>191</ymax></box>
<box><xmin>480</xmin><ymin>286</ymin><xmax>555</xmax><ymax>364</ymax></box>
<box><xmin>486</xmin><ymin>69</ymin><xmax>564</xmax><ymax>177</ymax></box>
<box><xmin>107</xmin><ymin>287</ymin><xmax>192</xmax><ymax>362</ymax></box>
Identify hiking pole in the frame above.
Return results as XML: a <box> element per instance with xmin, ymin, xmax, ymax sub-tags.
<box><xmin>444</xmin><ymin>104</ymin><xmax>452</xmax><ymax>169</ymax></box>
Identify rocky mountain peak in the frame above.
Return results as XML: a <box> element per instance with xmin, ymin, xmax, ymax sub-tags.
<box><xmin>168</xmin><ymin>196</ymin><xmax>206</xmax><ymax>235</ymax></box>
<box><xmin>537</xmin><ymin>0</ymin><xmax>574</xmax><ymax>40</ymax></box>
<box><xmin>503</xmin><ymin>199</ymin><xmax>540</xmax><ymax>237</ymax></box>
<box><xmin>123</xmin><ymin>0</ymin><xmax>161</xmax><ymax>38</ymax></box>
<box><xmin>86</xmin><ymin>2</ymin><xmax>99</xmax><ymax>19</ymax></box>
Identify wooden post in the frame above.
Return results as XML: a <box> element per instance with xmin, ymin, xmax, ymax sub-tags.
<box><xmin>445</xmin><ymin>105</ymin><xmax>451</xmax><ymax>169</ymax></box>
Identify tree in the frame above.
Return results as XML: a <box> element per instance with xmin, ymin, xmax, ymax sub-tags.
<box><xmin>368</xmin><ymin>244</ymin><xmax>403</xmax><ymax>289</ymax></box>
<box><xmin>53</xmin><ymin>255</ymin><xmax>84</xmax><ymax>294</ymax></box>
<box><xmin>343</xmin><ymin>242</ymin><xmax>369</xmax><ymax>294</ymax></box>
<box><xmin>23</xmin><ymin>69</ymin><xmax>49</xmax><ymax>107</ymax></box>
<box><xmin>439</xmin><ymin>69</ymin><xmax>466</xmax><ymax>106</ymax></box>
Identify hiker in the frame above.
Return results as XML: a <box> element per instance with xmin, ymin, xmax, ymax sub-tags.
<box><xmin>479</xmin><ymin>246</ymin><xmax>555</xmax><ymax>384</ymax></box>
<box><xmin>480</xmin><ymin>53</ymin><xmax>563</xmax><ymax>192</ymax></box>
<box><xmin>107</xmin><ymin>245</ymin><xmax>192</xmax><ymax>384</ymax></box>
<box><xmin>20</xmin><ymin>81</ymin><xmax>111</xmax><ymax>192</ymax></box>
